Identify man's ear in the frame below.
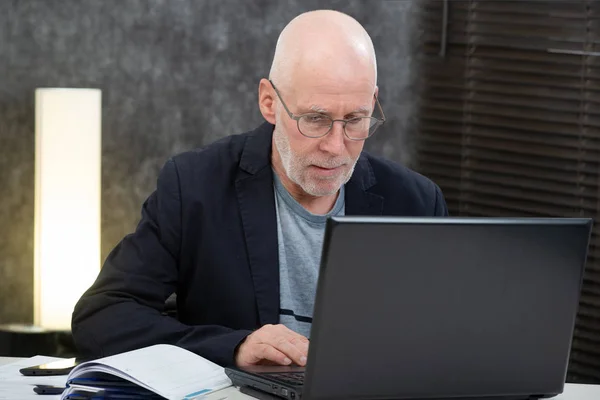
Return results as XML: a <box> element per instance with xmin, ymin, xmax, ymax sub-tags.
<box><xmin>372</xmin><ymin>86</ymin><xmax>379</xmax><ymax>112</ymax></box>
<box><xmin>258</xmin><ymin>78</ymin><xmax>277</xmax><ymax>125</ymax></box>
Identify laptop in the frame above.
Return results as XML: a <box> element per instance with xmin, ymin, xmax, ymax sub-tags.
<box><xmin>225</xmin><ymin>216</ymin><xmax>592</xmax><ymax>400</ymax></box>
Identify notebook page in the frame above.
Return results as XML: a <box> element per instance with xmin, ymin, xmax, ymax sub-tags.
<box><xmin>69</xmin><ymin>344</ymin><xmax>231</xmax><ymax>399</ymax></box>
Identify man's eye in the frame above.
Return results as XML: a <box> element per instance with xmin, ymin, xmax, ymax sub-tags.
<box><xmin>306</xmin><ymin>115</ymin><xmax>326</xmax><ymax>123</ymax></box>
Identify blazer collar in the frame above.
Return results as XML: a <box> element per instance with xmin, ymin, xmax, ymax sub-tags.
<box><xmin>345</xmin><ymin>154</ymin><xmax>384</xmax><ymax>216</ymax></box>
<box><xmin>238</xmin><ymin>122</ymin><xmax>274</xmax><ymax>176</ymax></box>
<box><xmin>235</xmin><ymin>122</ymin><xmax>279</xmax><ymax>325</ymax></box>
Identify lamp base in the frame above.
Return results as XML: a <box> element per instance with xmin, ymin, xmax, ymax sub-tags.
<box><xmin>0</xmin><ymin>323</ymin><xmax>77</xmax><ymax>358</ymax></box>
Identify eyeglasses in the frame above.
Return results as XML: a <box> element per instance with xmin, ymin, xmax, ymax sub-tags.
<box><xmin>269</xmin><ymin>79</ymin><xmax>386</xmax><ymax>141</ymax></box>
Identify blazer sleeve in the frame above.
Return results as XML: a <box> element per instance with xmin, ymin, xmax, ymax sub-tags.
<box><xmin>71</xmin><ymin>158</ymin><xmax>252</xmax><ymax>366</ymax></box>
<box><xmin>434</xmin><ymin>183</ymin><xmax>449</xmax><ymax>216</ymax></box>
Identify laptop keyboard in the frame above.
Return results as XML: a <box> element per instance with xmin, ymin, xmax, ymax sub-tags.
<box><xmin>268</xmin><ymin>372</ymin><xmax>305</xmax><ymax>386</ymax></box>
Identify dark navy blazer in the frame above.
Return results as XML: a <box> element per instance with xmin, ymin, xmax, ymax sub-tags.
<box><xmin>71</xmin><ymin>122</ymin><xmax>448</xmax><ymax>366</ymax></box>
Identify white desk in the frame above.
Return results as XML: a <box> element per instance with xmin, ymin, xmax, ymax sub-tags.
<box><xmin>0</xmin><ymin>356</ymin><xmax>19</xmax><ymax>366</ymax></box>
<box><xmin>0</xmin><ymin>357</ymin><xmax>598</xmax><ymax>399</ymax></box>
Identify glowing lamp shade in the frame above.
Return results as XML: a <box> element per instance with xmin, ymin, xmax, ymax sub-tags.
<box><xmin>34</xmin><ymin>88</ymin><xmax>101</xmax><ymax>330</ymax></box>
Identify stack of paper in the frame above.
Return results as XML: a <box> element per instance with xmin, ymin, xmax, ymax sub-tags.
<box><xmin>60</xmin><ymin>344</ymin><xmax>233</xmax><ymax>399</ymax></box>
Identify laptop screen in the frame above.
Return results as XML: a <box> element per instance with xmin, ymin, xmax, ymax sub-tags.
<box><xmin>304</xmin><ymin>217</ymin><xmax>591</xmax><ymax>400</ymax></box>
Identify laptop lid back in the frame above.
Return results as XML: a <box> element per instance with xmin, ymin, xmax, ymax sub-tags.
<box><xmin>303</xmin><ymin>217</ymin><xmax>592</xmax><ymax>400</ymax></box>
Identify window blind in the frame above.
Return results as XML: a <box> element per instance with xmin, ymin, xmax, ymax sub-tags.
<box><xmin>416</xmin><ymin>0</ymin><xmax>600</xmax><ymax>383</ymax></box>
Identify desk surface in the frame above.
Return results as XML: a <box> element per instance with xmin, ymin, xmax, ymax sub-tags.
<box><xmin>0</xmin><ymin>357</ymin><xmax>598</xmax><ymax>400</ymax></box>
<box><xmin>0</xmin><ymin>356</ymin><xmax>18</xmax><ymax>366</ymax></box>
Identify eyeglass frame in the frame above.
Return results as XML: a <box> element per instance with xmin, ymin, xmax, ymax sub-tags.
<box><xmin>268</xmin><ymin>79</ymin><xmax>386</xmax><ymax>141</ymax></box>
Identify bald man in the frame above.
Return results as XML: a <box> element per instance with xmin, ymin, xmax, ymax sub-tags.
<box><xmin>71</xmin><ymin>10</ymin><xmax>448</xmax><ymax>368</ymax></box>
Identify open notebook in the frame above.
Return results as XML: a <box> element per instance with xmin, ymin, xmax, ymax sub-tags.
<box><xmin>60</xmin><ymin>344</ymin><xmax>233</xmax><ymax>400</ymax></box>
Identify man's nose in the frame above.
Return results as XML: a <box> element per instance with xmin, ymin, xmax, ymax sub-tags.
<box><xmin>319</xmin><ymin>121</ymin><xmax>346</xmax><ymax>156</ymax></box>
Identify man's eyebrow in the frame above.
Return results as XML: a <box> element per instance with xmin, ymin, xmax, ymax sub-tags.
<box><xmin>309</xmin><ymin>104</ymin><xmax>328</xmax><ymax>113</ymax></box>
<box><xmin>305</xmin><ymin>104</ymin><xmax>371</xmax><ymax>115</ymax></box>
<box><xmin>350</xmin><ymin>105</ymin><xmax>371</xmax><ymax>115</ymax></box>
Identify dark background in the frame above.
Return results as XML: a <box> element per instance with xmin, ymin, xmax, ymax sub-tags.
<box><xmin>0</xmin><ymin>0</ymin><xmax>421</xmax><ymax>323</ymax></box>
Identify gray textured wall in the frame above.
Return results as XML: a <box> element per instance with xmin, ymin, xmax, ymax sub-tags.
<box><xmin>0</xmin><ymin>0</ymin><xmax>421</xmax><ymax>323</ymax></box>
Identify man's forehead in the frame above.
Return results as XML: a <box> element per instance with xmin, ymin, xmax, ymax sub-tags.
<box><xmin>289</xmin><ymin>77</ymin><xmax>374</xmax><ymax>95</ymax></box>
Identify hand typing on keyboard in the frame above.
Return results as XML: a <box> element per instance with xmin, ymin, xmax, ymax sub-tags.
<box><xmin>235</xmin><ymin>324</ymin><xmax>309</xmax><ymax>367</ymax></box>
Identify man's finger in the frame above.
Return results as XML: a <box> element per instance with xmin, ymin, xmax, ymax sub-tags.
<box><xmin>256</xmin><ymin>344</ymin><xmax>293</xmax><ymax>366</ymax></box>
<box><xmin>273</xmin><ymin>325</ymin><xmax>310</xmax><ymax>362</ymax></box>
<box><xmin>267</xmin><ymin>337</ymin><xmax>308</xmax><ymax>366</ymax></box>
<box><xmin>274</xmin><ymin>325</ymin><xmax>309</xmax><ymax>343</ymax></box>
<box><xmin>286</xmin><ymin>334</ymin><xmax>310</xmax><ymax>355</ymax></box>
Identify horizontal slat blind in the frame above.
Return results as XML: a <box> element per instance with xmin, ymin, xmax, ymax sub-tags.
<box><xmin>416</xmin><ymin>0</ymin><xmax>600</xmax><ymax>383</ymax></box>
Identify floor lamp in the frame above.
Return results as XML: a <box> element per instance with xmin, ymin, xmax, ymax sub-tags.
<box><xmin>34</xmin><ymin>88</ymin><xmax>102</xmax><ymax>331</ymax></box>
<box><xmin>0</xmin><ymin>88</ymin><xmax>102</xmax><ymax>357</ymax></box>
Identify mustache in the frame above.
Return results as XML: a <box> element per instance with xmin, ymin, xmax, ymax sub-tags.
<box><xmin>308</xmin><ymin>160</ymin><xmax>350</xmax><ymax>169</ymax></box>
<box><xmin>307</xmin><ymin>159</ymin><xmax>351</xmax><ymax>169</ymax></box>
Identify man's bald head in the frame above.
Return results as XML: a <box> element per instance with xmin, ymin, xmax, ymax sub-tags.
<box><xmin>269</xmin><ymin>10</ymin><xmax>377</xmax><ymax>91</ymax></box>
<box><xmin>260</xmin><ymin>10</ymin><xmax>381</xmax><ymax>202</ymax></box>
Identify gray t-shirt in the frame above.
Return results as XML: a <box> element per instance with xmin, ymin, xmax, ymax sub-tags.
<box><xmin>273</xmin><ymin>171</ymin><xmax>345</xmax><ymax>338</ymax></box>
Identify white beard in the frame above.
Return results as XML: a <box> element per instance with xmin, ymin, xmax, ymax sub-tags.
<box><xmin>273</xmin><ymin>123</ymin><xmax>359</xmax><ymax>197</ymax></box>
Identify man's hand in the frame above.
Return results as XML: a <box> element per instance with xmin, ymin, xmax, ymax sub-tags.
<box><xmin>235</xmin><ymin>324</ymin><xmax>309</xmax><ymax>367</ymax></box>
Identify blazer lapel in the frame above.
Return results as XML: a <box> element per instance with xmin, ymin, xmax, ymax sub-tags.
<box><xmin>235</xmin><ymin>123</ymin><xmax>280</xmax><ymax>326</ymax></box>
<box><xmin>345</xmin><ymin>154</ymin><xmax>384</xmax><ymax>216</ymax></box>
